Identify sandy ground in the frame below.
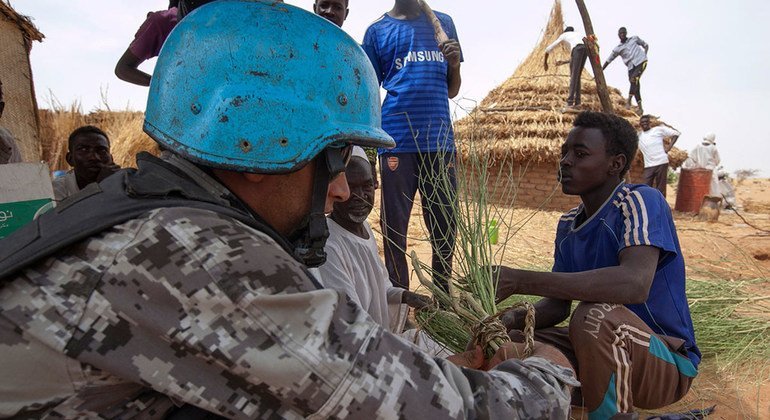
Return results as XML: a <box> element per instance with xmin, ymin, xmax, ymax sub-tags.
<box><xmin>368</xmin><ymin>177</ymin><xmax>770</xmax><ymax>419</ymax></box>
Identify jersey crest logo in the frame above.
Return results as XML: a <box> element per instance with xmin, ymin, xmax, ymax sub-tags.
<box><xmin>387</xmin><ymin>156</ymin><xmax>399</xmax><ymax>171</ymax></box>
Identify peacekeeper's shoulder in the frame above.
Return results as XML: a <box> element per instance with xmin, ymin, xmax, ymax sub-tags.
<box><xmin>124</xmin><ymin>206</ymin><xmax>315</xmax><ymax>295</ymax></box>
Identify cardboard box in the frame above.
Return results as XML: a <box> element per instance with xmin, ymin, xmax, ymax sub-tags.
<box><xmin>0</xmin><ymin>163</ymin><xmax>55</xmax><ymax>239</ymax></box>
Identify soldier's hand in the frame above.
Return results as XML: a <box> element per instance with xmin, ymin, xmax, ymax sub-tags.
<box><xmin>440</xmin><ymin>39</ymin><xmax>461</xmax><ymax>68</ymax></box>
<box><xmin>402</xmin><ymin>291</ymin><xmax>431</xmax><ymax>310</ymax></box>
<box><xmin>96</xmin><ymin>163</ymin><xmax>121</xmax><ymax>182</ymax></box>
<box><xmin>446</xmin><ymin>345</ymin><xmax>485</xmax><ymax>369</ymax></box>
<box><xmin>484</xmin><ymin>342</ymin><xmax>530</xmax><ymax>369</ymax></box>
<box><xmin>486</xmin><ymin>342</ymin><xmax>573</xmax><ymax>373</ymax></box>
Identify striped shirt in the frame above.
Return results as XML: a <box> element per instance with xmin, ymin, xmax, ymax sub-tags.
<box><xmin>553</xmin><ymin>183</ymin><xmax>700</xmax><ymax>367</ymax></box>
<box><xmin>606</xmin><ymin>36</ymin><xmax>649</xmax><ymax>70</ymax></box>
<box><xmin>362</xmin><ymin>11</ymin><xmax>462</xmax><ymax>153</ymax></box>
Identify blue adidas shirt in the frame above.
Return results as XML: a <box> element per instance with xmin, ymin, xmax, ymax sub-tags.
<box><xmin>362</xmin><ymin>11</ymin><xmax>462</xmax><ymax>154</ymax></box>
<box><xmin>553</xmin><ymin>183</ymin><xmax>701</xmax><ymax>367</ymax></box>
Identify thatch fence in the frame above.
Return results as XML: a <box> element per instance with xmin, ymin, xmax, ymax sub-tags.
<box><xmin>0</xmin><ymin>1</ymin><xmax>44</xmax><ymax>162</ymax></box>
<box><xmin>39</xmin><ymin>103</ymin><xmax>158</xmax><ymax>171</ymax></box>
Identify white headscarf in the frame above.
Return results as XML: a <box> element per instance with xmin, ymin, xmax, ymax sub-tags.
<box><xmin>351</xmin><ymin>145</ymin><xmax>369</xmax><ymax>162</ymax></box>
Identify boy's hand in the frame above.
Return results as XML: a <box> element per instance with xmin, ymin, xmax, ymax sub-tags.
<box><xmin>440</xmin><ymin>39</ymin><xmax>461</xmax><ymax>68</ymax></box>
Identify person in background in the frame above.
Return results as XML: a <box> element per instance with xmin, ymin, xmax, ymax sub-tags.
<box><xmin>363</xmin><ymin>0</ymin><xmax>463</xmax><ymax>294</ymax></box>
<box><xmin>603</xmin><ymin>27</ymin><xmax>649</xmax><ymax>113</ymax></box>
<box><xmin>313</xmin><ymin>146</ymin><xmax>430</xmax><ymax>333</ymax></box>
<box><xmin>638</xmin><ymin>114</ymin><xmax>680</xmax><ymax>197</ymax></box>
<box><xmin>115</xmin><ymin>0</ymin><xmax>225</xmax><ymax>86</ymax></box>
<box><xmin>0</xmin><ymin>79</ymin><xmax>22</xmax><ymax>164</ymax></box>
<box><xmin>544</xmin><ymin>26</ymin><xmax>587</xmax><ymax>109</ymax></box>
<box><xmin>115</xmin><ymin>1</ymin><xmax>179</xmax><ymax>86</ymax></box>
<box><xmin>313</xmin><ymin>0</ymin><xmax>347</xmax><ymax>28</ymax></box>
<box><xmin>497</xmin><ymin>111</ymin><xmax>699</xmax><ymax>419</ymax></box>
<box><xmin>682</xmin><ymin>132</ymin><xmax>721</xmax><ymax>196</ymax></box>
<box><xmin>717</xmin><ymin>168</ymin><xmax>738</xmax><ymax>209</ymax></box>
<box><xmin>52</xmin><ymin>125</ymin><xmax>120</xmax><ymax>201</ymax></box>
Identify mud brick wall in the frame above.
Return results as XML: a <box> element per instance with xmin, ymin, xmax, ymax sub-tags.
<box><xmin>461</xmin><ymin>160</ymin><xmax>645</xmax><ymax>212</ymax></box>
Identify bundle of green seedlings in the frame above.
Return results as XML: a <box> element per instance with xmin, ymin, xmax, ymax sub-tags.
<box><xmin>686</xmin><ymin>277</ymin><xmax>770</xmax><ymax>371</ymax></box>
<box><xmin>406</xmin><ymin>123</ymin><xmax>547</xmax><ymax>359</ymax></box>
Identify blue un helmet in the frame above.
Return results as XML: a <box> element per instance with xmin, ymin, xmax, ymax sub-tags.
<box><xmin>144</xmin><ymin>0</ymin><xmax>394</xmax><ymax>174</ymax></box>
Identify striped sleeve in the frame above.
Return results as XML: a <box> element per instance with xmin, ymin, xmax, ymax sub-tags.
<box><xmin>362</xmin><ymin>24</ymin><xmax>384</xmax><ymax>84</ymax></box>
<box><xmin>618</xmin><ymin>186</ymin><xmax>678</xmax><ymax>264</ymax></box>
<box><xmin>552</xmin><ymin>207</ymin><xmax>579</xmax><ymax>272</ymax></box>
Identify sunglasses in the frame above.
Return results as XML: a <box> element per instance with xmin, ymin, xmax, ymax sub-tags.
<box><xmin>324</xmin><ymin>144</ymin><xmax>353</xmax><ymax>179</ymax></box>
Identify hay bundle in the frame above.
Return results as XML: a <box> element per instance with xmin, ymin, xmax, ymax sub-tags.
<box><xmin>38</xmin><ymin>102</ymin><xmax>159</xmax><ymax>170</ymax></box>
<box><xmin>39</xmin><ymin>104</ymin><xmax>88</xmax><ymax>170</ymax></box>
<box><xmin>88</xmin><ymin>110</ymin><xmax>159</xmax><ymax>169</ymax></box>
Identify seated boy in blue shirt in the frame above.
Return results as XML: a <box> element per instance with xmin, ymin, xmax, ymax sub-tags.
<box><xmin>496</xmin><ymin>111</ymin><xmax>699</xmax><ymax>419</ymax></box>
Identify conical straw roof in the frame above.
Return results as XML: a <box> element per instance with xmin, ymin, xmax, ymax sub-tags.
<box><xmin>455</xmin><ymin>0</ymin><xmax>686</xmax><ymax>168</ymax></box>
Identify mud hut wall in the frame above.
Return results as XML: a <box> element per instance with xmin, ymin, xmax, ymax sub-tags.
<box><xmin>461</xmin><ymin>160</ymin><xmax>645</xmax><ymax>211</ymax></box>
<box><xmin>0</xmin><ymin>17</ymin><xmax>40</xmax><ymax>162</ymax></box>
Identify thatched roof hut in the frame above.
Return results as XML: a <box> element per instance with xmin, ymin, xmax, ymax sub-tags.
<box><xmin>455</xmin><ymin>1</ymin><xmax>685</xmax><ymax>210</ymax></box>
<box><xmin>0</xmin><ymin>1</ymin><xmax>44</xmax><ymax>162</ymax></box>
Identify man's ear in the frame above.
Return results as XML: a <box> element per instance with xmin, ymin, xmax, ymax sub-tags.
<box><xmin>243</xmin><ymin>172</ymin><xmax>266</xmax><ymax>184</ymax></box>
<box><xmin>609</xmin><ymin>154</ymin><xmax>627</xmax><ymax>177</ymax></box>
<box><xmin>65</xmin><ymin>151</ymin><xmax>73</xmax><ymax>167</ymax></box>
<box><xmin>345</xmin><ymin>8</ymin><xmax>349</xmax><ymax>19</ymax></box>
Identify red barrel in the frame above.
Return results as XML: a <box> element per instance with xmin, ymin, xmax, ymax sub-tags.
<box><xmin>675</xmin><ymin>168</ymin><xmax>713</xmax><ymax>213</ymax></box>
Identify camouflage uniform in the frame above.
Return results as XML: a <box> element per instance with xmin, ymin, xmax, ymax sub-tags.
<box><xmin>0</xmin><ymin>154</ymin><xmax>577</xmax><ymax>419</ymax></box>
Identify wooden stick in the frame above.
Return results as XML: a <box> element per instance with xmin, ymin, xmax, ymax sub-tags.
<box><xmin>418</xmin><ymin>0</ymin><xmax>449</xmax><ymax>45</ymax></box>
<box><xmin>574</xmin><ymin>0</ymin><xmax>614</xmax><ymax>114</ymax></box>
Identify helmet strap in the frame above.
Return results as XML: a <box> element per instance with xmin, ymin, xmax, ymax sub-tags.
<box><xmin>292</xmin><ymin>148</ymin><xmax>346</xmax><ymax>267</ymax></box>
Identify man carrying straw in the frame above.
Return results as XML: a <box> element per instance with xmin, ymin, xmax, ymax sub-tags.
<box><xmin>544</xmin><ymin>26</ymin><xmax>587</xmax><ymax>109</ymax></box>
<box><xmin>496</xmin><ymin>111</ymin><xmax>700</xmax><ymax>418</ymax></box>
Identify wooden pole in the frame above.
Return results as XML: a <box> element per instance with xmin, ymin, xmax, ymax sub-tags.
<box><xmin>574</xmin><ymin>0</ymin><xmax>614</xmax><ymax>114</ymax></box>
<box><xmin>418</xmin><ymin>0</ymin><xmax>449</xmax><ymax>44</ymax></box>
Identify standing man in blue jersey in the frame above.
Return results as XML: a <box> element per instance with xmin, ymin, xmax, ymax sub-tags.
<box><xmin>363</xmin><ymin>0</ymin><xmax>462</xmax><ymax>292</ymax></box>
<box><xmin>496</xmin><ymin>112</ymin><xmax>699</xmax><ymax>418</ymax></box>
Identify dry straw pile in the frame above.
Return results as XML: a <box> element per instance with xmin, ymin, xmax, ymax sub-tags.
<box><xmin>39</xmin><ymin>99</ymin><xmax>159</xmax><ymax>171</ymax></box>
